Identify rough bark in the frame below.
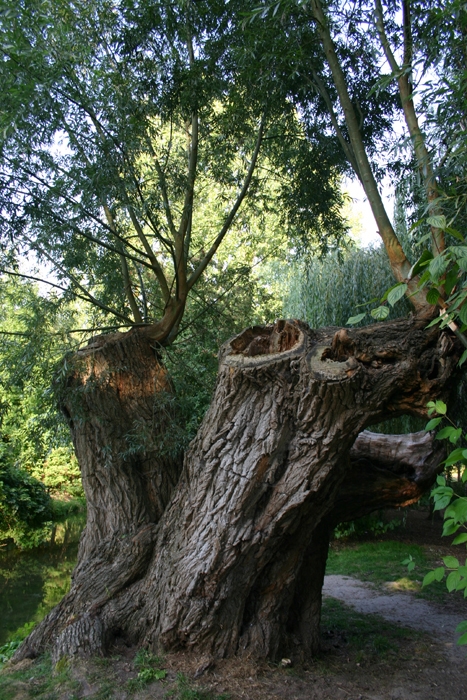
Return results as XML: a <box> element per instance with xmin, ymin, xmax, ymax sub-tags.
<box><xmin>14</xmin><ymin>317</ymin><xmax>460</xmax><ymax>665</ymax></box>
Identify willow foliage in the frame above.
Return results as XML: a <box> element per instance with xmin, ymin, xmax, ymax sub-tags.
<box><xmin>283</xmin><ymin>244</ymin><xmax>411</xmax><ymax>329</ymax></box>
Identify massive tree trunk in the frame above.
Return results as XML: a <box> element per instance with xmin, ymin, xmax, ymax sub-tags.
<box><xmin>15</xmin><ymin>317</ymin><xmax>460</xmax><ymax>664</ymax></box>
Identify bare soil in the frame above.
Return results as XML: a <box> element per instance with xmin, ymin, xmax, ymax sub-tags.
<box><xmin>3</xmin><ymin>507</ymin><xmax>466</xmax><ymax>700</ymax></box>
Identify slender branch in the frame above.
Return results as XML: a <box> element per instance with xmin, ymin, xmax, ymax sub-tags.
<box><xmin>103</xmin><ymin>205</ymin><xmax>143</xmax><ymax>323</ymax></box>
<box><xmin>309</xmin><ymin>0</ymin><xmax>425</xmax><ymax>306</ymax></box>
<box><xmin>402</xmin><ymin>0</ymin><xmax>413</xmax><ymax>72</ymax></box>
<box><xmin>135</xmin><ymin>264</ymin><xmax>149</xmax><ymax>323</ymax></box>
<box><xmin>21</xmin><ymin>238</ymin><xmax>134</xmax><ymax>323</ymax></box>
<box><xmin>187</xmin><ymin>116</ymin><xmax>265</xmax><ymax>291</ymax></box>
<box><xmin>0</xmin><ymin>268</ymin><xmax>132</xmax><ymax>319</ymax></box>
<box><xmin>5</xmin><ymin>159</ymin><xmax>159</xmax><ymax>271</ymax></box>
<box><xmin>125</xmin><ymin>205</ymin><xmax>171</xmax><ymax>302</ymax></box>
<box><xmin>178</xmin><ymin>22</ymin><xmax>199</xmax><ymax>260</ymax></box>
<box><xmin>374</xmin><ymin>0</ymin><xmax>444</xmax><ymax>255</ymax></box>
<box><xmin>304</xmin><ymin>70</ymin><xmax>361</xmax><ymax>178</ymax></box>
<box><xmin>148</xmin><ymin>143</ymin><xmax>179</xmax><ymax>242</ymax></box>
<box><xmin>0</xmin><ymin>268</ymin><xmax>73</xmax><ymax>294</ymax></box>
<box><xmin>61</xmin><ymin>71</ymin><xmax>178</xmax><ymax>264</ymax></box>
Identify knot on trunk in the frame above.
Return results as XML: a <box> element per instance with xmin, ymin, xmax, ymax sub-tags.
<box><xmin>230</xmin><ymin>320</ymin><xmax>302</xmax><ymax>357</ymax></box>
<box><xmin>224</xmin><ymin>320</ymin><xmax>306</xmax><ymax>368</ymax></box>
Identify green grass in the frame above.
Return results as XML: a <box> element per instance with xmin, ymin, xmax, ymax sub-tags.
<box><xmin>327</xmin><ymin>540</ymin><xmax>425</xmax><ymax>583</ymax></box>
<box><xmin>0</xmin><ymin>656</ymin><xmax>229</xmax><ymax>700</ymax></box>
<box><xmin>326</xmin><ymin>539</ymin><xmax>451</xmax><ymax>603</ymax></box>
<box><xmin>168</xmin><ymin>673</ymin><xmax>229</xmax><ymax>700</ymax></box>
<box><xmin>0</xmin><ymin>654</ymin><xmax>79</xmax><ymax>700</ymax></box>
<box><xmin>320</xmin><ymin>597</ymin><xmax>420</xmax><ymax>665</ymax></box>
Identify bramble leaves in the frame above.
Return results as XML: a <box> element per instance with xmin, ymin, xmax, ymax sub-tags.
<box><xmin>422</xmin><ymin>567</ymin><xmax>445</xmax><ymax>587</ymax></box>
<box><xmin>427</xmin><ymin>400</ymin><xmax>447</xmax><ymax>415</ymax></box>
<box><xmin>435</xmin><ymin>426</ymin><xmax>462</xmax><ymax>443</ymax></box>
<box><xmin>425</xmin><ymin>417</ymin><xmax>442</xmax><ymax>430</ymax></box>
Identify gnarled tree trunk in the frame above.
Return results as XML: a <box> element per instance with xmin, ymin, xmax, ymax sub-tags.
<box><xmin>15</xmin><ymin>317</ymin><xmax>460</xmax><ymax>664</ymax></box>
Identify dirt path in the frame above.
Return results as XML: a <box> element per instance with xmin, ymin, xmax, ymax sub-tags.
<box><xmin>323</xmin><ymin>574</ymin><xmax>466</xmax><ymax>663</ymax></box>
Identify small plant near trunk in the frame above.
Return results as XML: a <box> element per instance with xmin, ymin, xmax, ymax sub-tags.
<box><xmin>126</xmin><ymin>648</ymin><xmax>167</xmax><ymax>690</ymax></box>
<box><xmin>168</xmin><ymin>673</ymin><xmax>229</xmax><ymax>700</ymax></box>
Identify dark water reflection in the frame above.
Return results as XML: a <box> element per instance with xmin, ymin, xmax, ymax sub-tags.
<box><xmin>0</xmin><ymin>514</ymin><xmax>86</xmax><ymax>645</ymax></box>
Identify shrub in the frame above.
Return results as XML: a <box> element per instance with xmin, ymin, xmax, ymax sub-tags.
<box><xmin>0</xmin><ymin>462</ymin><xmax>53</xmax><ymax>548</ymax></box>
<box><xmin>32</xmin><ymin>447</ymin><xmax>83</xmax><ymax>498</ymax></box>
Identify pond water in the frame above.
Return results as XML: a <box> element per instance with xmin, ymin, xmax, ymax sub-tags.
<box><xmin>0</xmin><ymin>514</ymin><xmax>86</xmax><ymax>646</ymax></box>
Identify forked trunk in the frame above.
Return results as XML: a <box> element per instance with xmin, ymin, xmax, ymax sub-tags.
<box><xmin>15</xmin><ymin>318</ymin><xmax>459</xmax><ymax>664</ymax></box>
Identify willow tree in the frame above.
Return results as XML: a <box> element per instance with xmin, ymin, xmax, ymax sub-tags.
<box><xmin>5</xmin><ymin>0</ymin><xmax>464</xmax><ymax>665</ymax></box>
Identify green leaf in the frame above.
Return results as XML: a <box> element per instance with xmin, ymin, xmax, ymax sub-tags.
<box><xmin>425</xmin><ymin>316</ymin><xmax>443</xmax><ymax>328</ymax></box>
<box><xmin>409</xmin><ymin>250</ymin><xmax>433</xmax><ymax>279</ymax></box>
<box><xmin>387</xmin><ymin>283</ymin><xmax>407</xmax><ymax>307</ymax></box>
<box><xmin>458</xmin><ymin>304</ymin><xmax>467</xmax><ymax>326</ymax></box>
<box><xmin>436</xmin><ymin>426</ymin><xmax>459</xmax><ymax>441</ymax></box>
<box><xmin>409</xmin><ymin>217</ymin><xmax>425</xmax><ymax>233</ymax></box>
<box><xmin>426</xmin><ymin>287</ymin><xmax>440</xmax><ymax>305</ymax></box>
<box><xmin>434</xmin><ymin>495</ymin><xmax>454</xmax><ymax>511</ymax></box>
<box><xmin>445</xmin><ymin>498</ymin><xmax>467</xmax><ymax>523</ymax></box>
<box><xmin>443</xmin><ymin>448</ymin><xmax>466</xmax><ymax>466</ymax></box>
<box><xmin>452</xmin><ymin>534</ymin><xmax>467</xmax><ymax>545</ymax></box>
<box><xmin>459</xmin><ymin>349</ymin><xmax>467</xmax><ymax>367</ymax></box>
<box><xmin>443</xmin><ymin>556</ymin><xmax>460</xmax><ymax>569</ymax></box>
<box><xmin>427</xmin><ymin>214</ymin><xmax>447</xmax><ymax>230</ymax></box>
<box><xmin>456</xmin><ymin>631</ymin><xmax>467</xmax><ymax>645</ymax></box>
<box><xmin>445</xmin><ymin>226</ymin><xmax>464</xmax><ymax>242</ymax></box>
<box><xmin>425</xmin><ymin>417</ymin><xmax>442</xmax><ymax>431</ymax></box>
<box><xmin>445</xmin><ymin>265</ymin><xmax>460</xmax><ymax>296</ymax></box>
<box><xmin>455</xmin><ymin>621</ymin><xmax>467</xmax><ymax>634</ymax></box>
<box><xmin>433</xmin><ymin>485</ymin><xmax>454</xmax><ymax>498</ymax></box>
<box><xmin>429</xmin><ymin>255</ymin><xmax>449</xmax><ymax>280</ymax></box>
<box><xmin>434</xmin><ymin>566</ymin><xmax>445</xmax><ymax>581</ymax></box>
<box><xmin>442</xmin><ymin>519</ymin><xmax>460</xmax><ymax>537</ymax></box>
<box><xmin>422</xmin><ymin>570</ymin><xmax>436</xmax><ymax>587</ymax></box>
<box><xmin>447</xmin><ymin>570</ymin><xmax>461</xmax><ymax>592</ymax></box>
<box><xmin>435</xmin><ymin>400</ymin><xmax>447</xmax><ymax>415</ymax></box>
<box><xmin>370</xmin><ymin>306</ymin><xmax>390</xmax><ymax>321</ymax></box>
<box><xmin>448</xmin><ymin>246</ymin><xmax>467</xmax><ymax>261</ymax></box>
<box><xmin>347</xmin><ymin>313</ymin><xmax>366</xmax><ymax>325</ymax></box>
